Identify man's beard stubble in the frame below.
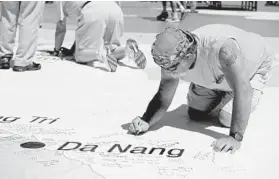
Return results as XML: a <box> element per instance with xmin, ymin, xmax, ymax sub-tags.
<box><xmin>165</xmin><ymin>70</ymin><xmax>188</xmax><ymax>79</ymax></box>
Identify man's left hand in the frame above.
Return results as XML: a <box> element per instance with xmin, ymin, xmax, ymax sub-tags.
<box><xmin>48</xmin><ymin>48</ymin><xmax>61</xmax><ymax>57</ymax></box>
<box><xmin>211</xmin><ymin>136</ymin><xmax>241</xmax><ymax>154</ymax></box>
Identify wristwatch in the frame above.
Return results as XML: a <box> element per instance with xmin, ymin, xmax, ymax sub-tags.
<box><xmin>229</xmin><ymin>131</ymin><xmax>243</xmax><ymax>142</ymax></box>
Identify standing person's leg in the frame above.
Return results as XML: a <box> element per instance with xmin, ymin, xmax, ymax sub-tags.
<box><xmin>157</xmin><ymin>1</ymin><xmax>168</xmax><ymax>21</ymax></box>
<box><xmin>12</xmin><ymin>1</ymin><xmax>45</xmax><ymax>72</ymax></box>
<box><xmin>175</xmin><ymin>1</ymin><xmax>187</xmax><ymax>20</ymax></box>
<box><xmin>167</xmin><ymin>1</ymin><xmax>179</xmax><ymax>22</ymax></box>
<box><xmin>190</xmin><ymin>1</ymin><xmax>198</xmax><ymax>13</ymax></box>
<box><xmin>175</xmin><ymin>1</ymin><xmax>186</xmax><ymax>11</ymax></box>
<box><xmin>0</xmin><ymin>1</ymin><xmax>20</xmax><ymax>69</ymax></box>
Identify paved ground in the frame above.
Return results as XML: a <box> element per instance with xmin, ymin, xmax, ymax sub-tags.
<box><xmin>42</xmin><ymin>1</ymin><xmax>279</xmax><ymax>36</ymax></box>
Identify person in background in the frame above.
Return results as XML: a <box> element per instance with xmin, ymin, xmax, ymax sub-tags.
<box><xmin>51</xmin><ymin>1</ymin><xmax>146</xmax><ymax>72</ymax></box>
<box><xmin>0</xmin><ymin>1</ymin><xmax>45</xmax><ymax>71</ymax></box>
<box><xmin>157</xmin><ymin>1</ymin><xmax>180</xmax><ymax>22</ymax></box>
<box><xmin>157</xmin><ymin>1</ymin><xmax>170</xmax><ymax>21</ymax></box>
<box><xmin>173</xmin><ymin>1</ymin><xmax>188</xmax><ymax>20</ymax></box>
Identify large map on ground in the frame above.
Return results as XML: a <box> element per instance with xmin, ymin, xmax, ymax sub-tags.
<box><xmin>0</xmin><ymin>34</ymin><xmax>279</xmax><ymax>179</ymax></box>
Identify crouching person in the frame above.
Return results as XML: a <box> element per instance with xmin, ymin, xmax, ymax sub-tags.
<box><xmin>52</xmin><ymin>1</ymin><xmax>146</xmax><ymax>72</ymax></box>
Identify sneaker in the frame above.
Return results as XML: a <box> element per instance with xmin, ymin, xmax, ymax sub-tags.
<box><xmin>104</xmin><ymin>45</ymin><xmax>118</xmax><ymax>72</ymax></box>
<box><xmin>125</xmin><ymin>39</ymin><xmax>147</xmax><ymax>69</ymax></box>
<box><xmin>13</xmin><ymin>62</ymin><xmax>41</xmax><ymax>72</ymax></box>
<box><xmin>166</xmin><ymin>12</ymin><xmax>180</xmax><ymax>23</ymax></box>
<box><xmin>0</xmin><ymin>55</ymin><xmax>12</xmax><ymax>69</ymax></box>
<box><xmin>190</xmin><ymin>10</ymin><xmax>198</xmax><ymax>13</ymax></box>
<box><xmin>156</xmin><ymin>11</ymin><xmax>168</xmax><ymax>21</ymax></box>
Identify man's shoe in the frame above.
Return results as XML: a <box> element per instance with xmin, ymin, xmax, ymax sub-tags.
<box><xmin>0</xmin><ymin>55</ymin><xmax>12</xmax><ymax>69</ymax></box>
<box><xmin>106</xmin><ymin>53</ymin><xmax>118</xmax><ymax>72</ymax></box>
<box><xmin>125</xmin><ymin>39</ymin><xmax>147</xmax><ymax>69</ymax></box>
<box><xmin>157</xmin><ymin>11</ymin><xmax>168</xmax><ymax>21</ymax></box>
<box><xmin>13</xmin><ymin>62</ymin><xmax>41</xmax><ymax>72</ymax></box>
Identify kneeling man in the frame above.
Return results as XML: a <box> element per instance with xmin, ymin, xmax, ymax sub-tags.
<box><xmin>128</xmin><ymin>24</ymin><xmax>275</xmax><ymax>153</ymax></box>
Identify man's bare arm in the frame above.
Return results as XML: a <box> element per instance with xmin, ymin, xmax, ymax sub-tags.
<box><xmin>54</xmin><ymin>18</ymin><xmax>67</xmax><ymax>51</ymax></box>
<box><xmin>219</xmin><ymin>39</ymin><xmax>253</xmax><ymax>138</ymax></box>
<box><xmin>141</xmin><ymin>69</ymin><xmax>179</xmax><ymax>126</ymax></box>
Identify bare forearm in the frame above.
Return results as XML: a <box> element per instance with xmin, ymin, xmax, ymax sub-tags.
<box><xmin>230</xmin><ymin>88</ymin><xmax>253</xmax><ymax>136</ymax></box>
<box><xmin>141</xmin><ymin>92</ymin><xmax>171</xmax><ymax>126</ymax></box>
<box><xmin>55</xmin><ymin>21</ymin><xmax>66</xmax><ymax>50</ymax></box>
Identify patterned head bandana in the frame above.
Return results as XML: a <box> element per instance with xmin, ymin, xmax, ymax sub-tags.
<box><xmin>151</xmin><ymin>27</ymin><xmax>196</xmax><ymax>70</ymax></box>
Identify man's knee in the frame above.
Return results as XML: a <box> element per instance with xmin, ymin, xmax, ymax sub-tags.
<box><xmin>218</xmin><ymin>110</ymin><xmax>231</xmax><ymax>128</ymax></box>
<box><xmin>188</xmin><ymin>106</ymin><xmax>232</xmax><ymax>127</ymax></box>
<box><xmin>188</xmin><ymin>107</ymin><xmax>211</xmax><ymax>121</ymax></box>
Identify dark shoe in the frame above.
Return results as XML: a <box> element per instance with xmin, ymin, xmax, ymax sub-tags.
<box><xmin>13</xmin><ymin>62</ymin><xmax>41</xmax><ymax>72</ymax></box>
<box><xmin>157</xmin><ymin>11</ymin><xmax>168</xmax><ymax>21</ymax></box>
<box><xmin>0</xmin><ymin>55</ymin><xmax>12</xmax><ymax>69</ymax></box>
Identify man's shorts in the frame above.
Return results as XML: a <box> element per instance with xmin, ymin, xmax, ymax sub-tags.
<box><xmin>187</xmin><ymin>43</ymin><xmax>274</xmax><ymax>117</ymax></box>
<box><xmin>187</xmin><ymin>83</ymin><xmax>262</xmax><ymax>116</ymax></box>
<box><xmin>75</xmin><ymin>1</ymin><xmax>124</xmax><ymax>63</ymax></box>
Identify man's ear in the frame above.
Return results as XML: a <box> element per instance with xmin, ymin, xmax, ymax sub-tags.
<box><xmin>185</xmin><ymin>53</ymin><xmax>193</xmax><ymax>60</ymax></box>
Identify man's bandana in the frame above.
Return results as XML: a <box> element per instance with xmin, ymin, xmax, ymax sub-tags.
<box><xmin>151</xmin><ymin>27</ymin><xmax>195</xmax><ymax>71</ymax></box>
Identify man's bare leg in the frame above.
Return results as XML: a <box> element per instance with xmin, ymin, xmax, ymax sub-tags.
<box><xmin>218</xmin><ymin>110</ymin><xmax>231</xmax><ymax>128</ymax></box>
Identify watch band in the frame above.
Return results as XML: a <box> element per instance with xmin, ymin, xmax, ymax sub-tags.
<box><xmin>53</xmin><ymin>48</ymin><xmax>61</xmax><ymax>56</ymax></box>
<box><xmin>229</xmin><ymin>131</ymin><xmax>243</xmax><ymax>142</ymax></box>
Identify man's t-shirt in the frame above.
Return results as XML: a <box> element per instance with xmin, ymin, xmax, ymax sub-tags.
<box><xmin>180</xmin><ymin>24</ymin><xmax>274</xmax><ymax>92</ymax></box>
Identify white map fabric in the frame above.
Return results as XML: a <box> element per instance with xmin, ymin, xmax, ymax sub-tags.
<box><xmin>0</xmin><ymin>33</ymin><xmax>279</xmax><ymax>179</ymax></box>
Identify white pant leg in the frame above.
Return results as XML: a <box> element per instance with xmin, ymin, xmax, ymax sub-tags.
<box><xmin>75</xmin><ymin>2</ymin><xmax>123</xmax><ymax>63</ymax></box>
<box><xmin>0</xmin><ymin>1</ymin><xmax>20</xmax><ymax>57</ymax></box>
<box><xmin>103</xmin><ymin>2</ymin><xmax>124</xmax><ymax>49</ymax></box>
<box><xmin>13</xmin><ymin>1</ymin><xmax>45</xmax><ymax>66</ymax></box>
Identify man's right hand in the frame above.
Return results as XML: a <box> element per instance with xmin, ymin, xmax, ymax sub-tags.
<box><xmin>128</xmin><ymin>116</ymin><xmax>150</xmax><ymax>135</ymax></box>
<box><xmin>48</xmin><ymin>48</ymin><xmax>61</xmax><ymax>57</ymax></box>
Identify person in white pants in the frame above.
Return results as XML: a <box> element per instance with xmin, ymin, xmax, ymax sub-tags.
<box><xmin>0</xmin><ymin>1</ymin><xmax>45</xmax><ymax>72</ymax></box>
<box><xmin>51</xmin><ymin>1</ymin><xmax>146</xmax><ymax>72</ymax></box>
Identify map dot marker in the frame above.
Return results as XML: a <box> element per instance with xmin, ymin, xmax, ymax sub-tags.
<box><xmin>20</xmin><ymin>142</ymin><xmax>46</xmax><ymax>149</ymax></box>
